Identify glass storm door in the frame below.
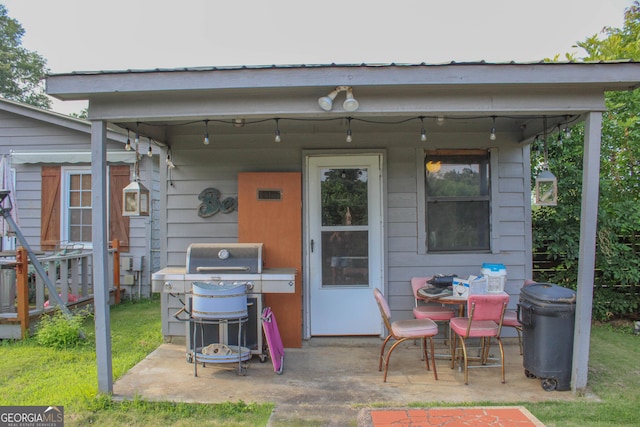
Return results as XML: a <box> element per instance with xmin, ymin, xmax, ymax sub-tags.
<box><xmin>307</xmin><ymin>155</ymin><xmax>383</xmax><ymax>335</ymax></box>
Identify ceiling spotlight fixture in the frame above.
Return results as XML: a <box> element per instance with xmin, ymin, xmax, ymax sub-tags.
<box><xmin>203</xmin><ymin>120</ymin><xmax>210</xmax><ymax>145</ymax></box>
<box><xmin>274</xmin><ymin>118</ymin><xmax>281</xmax><ymax>143</ymax></box>
<box><xmin>343</xmin><ymin>87</ymin><xmax>359</xmax><ymax>112</ymax></box>
<box><xmin>419</xmin><ymin>116</ymin><xmax>427</xmax><ymax>142</ymax></box>
<box><xmin>318</xmin><ymin>86</ymin><xmax>359</xmax><ymax>112</ymax></box>
<box><xmin>489</xmin><ymin>116</ymin><xmax>497</xmax><ymax>141</ymax></box>
<box><xmin>346</xmin><ymin>117</ymin><xmax>353</xmax><ymax>143</ymax></box>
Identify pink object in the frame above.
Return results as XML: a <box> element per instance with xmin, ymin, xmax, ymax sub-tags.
<box><xmin>44</xmin><ymin>293</ymin><xmax>78</xmax><ymax>308</ymax></box>
<box><xmin>450</xmin><ymin>293</ymin><xmax>510</xmax><ymax>384</ymax></box>
<box><xmin>374</xmin><ymin>288</ymin><xmax>439</xmax><ymax>382</ymax></box>
<box><xmin>261</xmin><ymin>307</ymin><xmax>284</xmax><ymax>374</ymax></box>
<box><xmin>411</xmin><ymin>277</ymin><xmax>456</xmax><ymax>321</ymax></box>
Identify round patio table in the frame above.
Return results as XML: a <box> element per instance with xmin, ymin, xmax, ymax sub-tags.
<box><xmin>416</xmin><ymin>288</ymin><xmax>467</xmax><ymax>317</ymax></box>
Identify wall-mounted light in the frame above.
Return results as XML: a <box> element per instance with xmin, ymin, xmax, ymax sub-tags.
<box><xmin>318</xmin><ymin>86</ymin><xmax>359</xmax><ymax>112</ymax></box>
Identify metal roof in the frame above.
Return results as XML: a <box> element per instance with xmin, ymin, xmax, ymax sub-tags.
<box><xmin>47</xmin><ymin>59</ymin><xmax>638</xmax><ymax>77</ymax></box>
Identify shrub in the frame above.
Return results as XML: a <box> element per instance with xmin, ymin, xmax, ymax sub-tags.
<box><xmin>35</xmin><ymin>308</ymin><xmax>91</xmax><ymax>349</ymax></box>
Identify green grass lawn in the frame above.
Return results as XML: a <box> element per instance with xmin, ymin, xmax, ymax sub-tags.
<box><xmin>0</xmin><ymin>297</ymin><xmax>273</xmax><ymax>426</ymax></box>
<box><xmin>526</xmin><ymin>322</ymin><xmax>640</xmax><ymax>427</ymax></box>
<box><xmin>0</xmin><ymin>297</ymin><xmax>638</xmax><ymax>426</ymax></box>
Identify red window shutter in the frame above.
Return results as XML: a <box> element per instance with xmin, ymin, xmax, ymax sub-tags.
<box><xmin>109</xmin><ymin>165</ymin><xmax>131</xmax><ymax>252</ymax></box>
<box><xmin>41</xmin><ymin>166</ymin><xmax>61</xmax><ymax>250</ymax></box>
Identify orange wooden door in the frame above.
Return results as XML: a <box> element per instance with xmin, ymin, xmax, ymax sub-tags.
<box><xmin>238</xmin><ymin>172</ymin><xmax>302</xmax><ymax>348</ymax></box>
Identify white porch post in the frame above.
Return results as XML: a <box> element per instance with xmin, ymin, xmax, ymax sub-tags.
<box><xmin>91</xmin><ymin>120</ymin><xmax>113</xmax><ymax>393</ymax></box>
<box><xmin>572</xmin><ymin>111</ymin><xmax>602</xmax><ymax>393</ymax></box>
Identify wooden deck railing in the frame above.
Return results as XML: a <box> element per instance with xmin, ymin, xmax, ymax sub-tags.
<box><xmin>0</xmin><ymin>239</ymin><xmax>121</xmax><ymax>339</ymax></box>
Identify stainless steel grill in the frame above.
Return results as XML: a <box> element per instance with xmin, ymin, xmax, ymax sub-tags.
<box><xmin>152</xmin><ymin>243</ymin><xmax>295</xmax><ymax>361</ymax></box>
<box><xmin>186</xmin><ymin>243</ymin><xmax>263</xmax><ymax>274</ymax></box>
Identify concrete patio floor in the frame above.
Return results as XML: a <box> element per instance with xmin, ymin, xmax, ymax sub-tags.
<box><xmin>113</xmin><ymin>337</ymin><xmax>586</xmax><ymax>426</ymax></box>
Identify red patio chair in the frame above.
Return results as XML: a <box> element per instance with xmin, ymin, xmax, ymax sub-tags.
<box><xmin>373</xmin><ymin>288</ymin><xmax>439</xmax><ymax>382</ymax></box>
<box><xmin>411</xmin><ymin>277</ymin><xmax>456</xmax><ymax>359</ymax></box>
<box><xmin>449</xmin><ymin>293</ymin><xmax>509</xmax><ymax>385</ymax></box>
<box><xmin>502</xmin><ymin>280</ymin><xmax>536</xmax><ymax>355</ymax></box>
<box><xmin>411</xmin><ymin>277</ymin><xmax>457</xmax><ymax>321</ymax></box>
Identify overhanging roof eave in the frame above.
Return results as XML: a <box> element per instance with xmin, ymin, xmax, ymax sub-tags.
<box><xmin>46</xmin><ymin>62</ymin><xmax>640</xmax><ymax>102</ymax></box>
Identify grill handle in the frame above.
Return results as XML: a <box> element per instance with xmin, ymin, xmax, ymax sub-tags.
<box><xmin>173</xmin><ymin>306</ymin><xmax>191</xmax><ymax>322</ymax></box>
<box><xmin>195</xmin><ymin>266</ymin><xmax>250</xmax><ymax>273</ymax></box>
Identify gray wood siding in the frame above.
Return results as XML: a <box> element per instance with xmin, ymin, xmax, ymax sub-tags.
<box><xmin>157</xmin><ymin>129</ymin><xmax>531</xmax><ymax>326</ymax></box>
<box><xmin>0</xmin><ymin>108</ymin><xmax>155</xmax><ymax>298</ymax></box>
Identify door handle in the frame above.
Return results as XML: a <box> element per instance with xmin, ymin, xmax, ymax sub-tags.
<box><xmin>310</xmin><ymin>239</ymin><xmax>314</xmax><ymax>253</ymax></box>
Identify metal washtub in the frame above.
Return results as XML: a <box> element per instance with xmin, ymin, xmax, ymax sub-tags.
<box><xmin>191</xmin><ymin>281</ymin><xmax>249</xmax><ymax>319</ymax></box>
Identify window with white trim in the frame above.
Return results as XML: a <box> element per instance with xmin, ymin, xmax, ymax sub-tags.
<box><xmin>425</xmin><ymin>150</ymin><xmax>491</xmax><ymax>252</ymax></box>
<box><xmin>61</xmin><ymin>167</ymin><xmax>93</xmax><ymax>246</ymax></box>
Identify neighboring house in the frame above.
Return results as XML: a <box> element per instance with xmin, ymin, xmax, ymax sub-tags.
<box><xmin>46</xmin><ymin>61</ymin><xmax>640</xmax><ymax>393</ymax></box>
<box><xmin>0</xmin><ymin>97</ymin><xmax>159</xmax><ymax>298</ymax></box>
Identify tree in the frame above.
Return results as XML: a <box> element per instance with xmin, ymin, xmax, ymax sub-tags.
<box><xmin>0</xmin><ymin>4</ymin><xmax>51</xmax><ymax>108</ymax></box>
<box><xmin>533</xmin><ymin>2</ymin><xmax>640</xmax><ymax>320</ymax></box>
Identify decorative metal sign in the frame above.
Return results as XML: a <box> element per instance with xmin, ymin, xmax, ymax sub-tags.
<box><xmin>198</xmin><ymin>187</ymin><xmax>237</xmax><ymax>218</ymax></box>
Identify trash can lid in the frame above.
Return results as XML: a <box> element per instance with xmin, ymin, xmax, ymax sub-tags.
<box><xmin>520</xmin><ymin>282</ymin><xmax>576</xmax><ymax>305</ymax></box>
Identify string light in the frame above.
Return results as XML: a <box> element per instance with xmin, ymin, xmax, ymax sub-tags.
<box><xmin>125</xmin><ymin>130</ymin><xmax>132</xmax><ymax>151</ymax></box>
<box><xmin>274</xmin><ymin>118</ymin><xmax>281</xmax><ymax>142</ymax></box>
<box><xmin>203</xmin><ymin>120</ymin><xmax>210</xmax><ymax>145</ymax></box>
<box><xmin>489</xmin><ymin>116</ymin><xmax>497</xmax><ymax>141</ymax></box>
<box><xmin>419</xmin><ymin>116</ymin><xmax>427</xmax><ymax>142</ymax></box>
<box><xmin>166</xmin><ymin>151</ymin><xmax>175</xmax><ymax>169</ymax></box>
<box><xmin>122</xmin><ymin>114</ymin><xmax>577</xmax><ymax>149</ymax></box>
<box><xmin>147</xmin><ymin>139</ymin><xmax>153</xmax><ymax>157</ymax></box>
<box><xmin>564</xmin><ymin>116</ymin><xmax>572</xmax><ymax>139</ymax></box>
<box><xmin>135</xmin><ymin>122</ymin><xmax>140</xmax><ymax>145</ymax></box>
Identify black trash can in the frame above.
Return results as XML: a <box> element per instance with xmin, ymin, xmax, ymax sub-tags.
<box><xmin>518</xmin><ymin>283</ymin><xmax>576</xmax><ymax>391</ymax></box>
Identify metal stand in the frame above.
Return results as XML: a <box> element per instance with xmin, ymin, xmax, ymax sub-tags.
<box><xmin>189</xmin><ymin>316</ymin><xmax>250</xmax><ymax>377</ymax></box>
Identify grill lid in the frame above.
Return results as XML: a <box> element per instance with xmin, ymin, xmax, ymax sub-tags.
<box><xmin>186</xmin><ymin>243</ymin><xmax>263</xmax><ymax>274</ymax></box>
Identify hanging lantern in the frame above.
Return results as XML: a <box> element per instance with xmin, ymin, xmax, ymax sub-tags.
<box><xmin>123</xmin><ymin>179</ymin><xmax>150</xmax><ymax>216</ymax></box>
<box><xmin>534</xmin><ymin>116</ymin><xmax>558</xmax><ymax>206</ymax></box>
<box><xmin>534</xmin><ymin>170</ymin><xmax>558</xmax><ymax>206</ymax></box>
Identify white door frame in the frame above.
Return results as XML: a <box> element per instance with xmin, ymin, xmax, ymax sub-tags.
<box><xmin>303</xmin><ymin>151</ymin><xmax>386</xmax><ymax>339</ymax></box>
